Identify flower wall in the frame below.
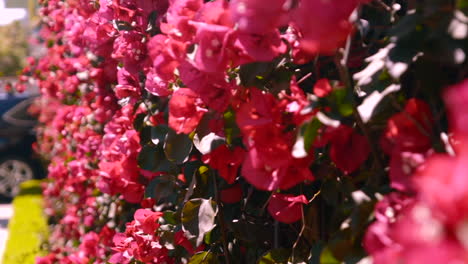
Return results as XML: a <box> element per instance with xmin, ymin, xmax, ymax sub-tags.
<box><xmin>23</xmin><ymin>0</ymin><xmax>468</xmax><ymax>263</ymax></box>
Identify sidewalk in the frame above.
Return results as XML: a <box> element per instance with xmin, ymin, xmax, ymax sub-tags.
<box><xmin>0</xmin><ymin>203</ymin><xmax>13</xmax><ymax>263</ymax></box>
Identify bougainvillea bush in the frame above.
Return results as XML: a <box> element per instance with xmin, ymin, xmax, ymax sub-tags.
<box><xmin>21</xmin><ymin>0</ymin><xmax>468</xmax><ymax>263</ymax></box>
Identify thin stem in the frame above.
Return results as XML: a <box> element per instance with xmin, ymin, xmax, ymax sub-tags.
<box><xmin>373</xmin><ymin>0</ymin><xmax>392</xmax><ymax>11</ymax></box>
<box><xmin>274</xmin><ymin>220</ymin><xmax>279</xmax><ymax>249</ymax></box>
<box><xmin>297</xmin><ymin>72</ymin><xmax>313</xmax><ymax>84</ymax></box>
<box><xmin>260</xmin><ymin>192</ymin><xmax>274</xmax><ymax>215</ymax></box>
<box><xmin>212</xmin><ymin>172</ymin><xmax>231</xmax><ymax>264</ymax></box>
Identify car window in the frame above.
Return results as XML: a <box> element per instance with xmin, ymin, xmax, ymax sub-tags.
<box><xmin>2</xmin><ymin>98</ymin><xmax>37</xmax><ymax>127</ymax></box>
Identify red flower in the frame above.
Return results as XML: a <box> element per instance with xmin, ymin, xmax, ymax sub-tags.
<box><xmin>328</xmin><ymin>125</ymin><xmax>370</xmax><ymax>174</ymax></box>
<box><xmin>134</xmin><ymin>209</ymin><xmax>163</xmax><ymax>234</ymax></box>
<box><xmin>229</xmin><ymin>0</ymin><xmax>288</xmax><ymax>34</ymax></box>
<box><xmin>241</xmin><ymin>147</ymin><xmax>313</xmax><ymax>191</ymax></box>
<box><xmin>444</xmin><ymin>79</ymin><xmax>468</xmax><ymax>147</ymax></box>
<box><xmin>291</xmin><ymin>0</ymin><xmax>366</xmax><ymax>55</ymax></box>
<box><xmin>192</xmin><ymin>23</ymin><xmax>236</xmax><ymax>72</ymax></box>
<box><xmin>169</xmin><ymin>88</ymin><xmax>207</xmax><ymax>134</ymax></box>
<box><xmin>313</xmin><ymin>78</ymin><xmax>332</xmax><ymax>98</ymax></box>
<box><xmin>388</xmin><ymin>151</ymin><xmax>425</xmax><ymax>192</ymax></box>
<box><xmin>267</xmin><ymin>193</ymin><xmax>308</xmax><ymax>223</ymax></box>
<box><xmin>178</xmin><ymin>61</ymin><xmax>234</xmax><ymax>112</ymax></box>
<box><xmin>381</xmin><ymin>98</ymin><xmax>433</xmax><ymax>154</ymax></box>
<box><xmin>202</xmin><ymin>145</ymin><xmax>246</xmax><ymax>184</ymax></box>
<box><xmin>234</xmin><ymin>30</ymin><xmax>286</xmax><ymax>63</ymax></box>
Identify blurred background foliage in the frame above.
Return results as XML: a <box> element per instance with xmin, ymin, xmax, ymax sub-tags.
<box><xmin>0</xmin><ymin>21</ymin><xmax>28</xmax><ymax>77</ymax></box>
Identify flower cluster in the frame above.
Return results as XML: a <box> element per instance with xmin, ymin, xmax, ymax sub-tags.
<box><xmin>365</xmin><ymin>80</ymin><xmax>468</xmax><ymax>264</ymax></box>
<box><xmin>25</xmin><ymin>0</ymin><xmax>468</xmax><ymax>263</ymax></box>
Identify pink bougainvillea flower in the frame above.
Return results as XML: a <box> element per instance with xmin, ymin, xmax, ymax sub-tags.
<box><xmin>241</xmin><ymin>147</ymin><xmax>313</xmax><ymax>191</ymax></box>
<box><xmin>134</xmin><ymin>209</ymin><xmax>163</xmax><ymax>234</ymax></box>
<box><xmin>381</xmin><ymin>98</ymin><xmax>434</xmax><ymax>154</ymax></box>
<box><xmin>178</xmin><ymin>61</ymin><xmax>234</xmax><ymax>112</ymax></box>
<box><xmin>283</xmin><ymin>77</ymin><xmax>315</xmax><ymax>125</ymax></box>
<box><xmin>234</xmin><ymin>30</ymin><xmax>286</xmax><ymax>63</ymax></box>
<box><xmin>110</xmin><ymin>209</ymin><xmax>171</xmax><ymax>264</ymax></box>
<box><xmin>192</xmin><ymin>22</ymin><xmax>236</xmax><ymax>72</ymax></box>
<box><xmin>236</xmin><ymin>88</ymin><xmax>281</xmax><ymax>136</ymax></box>
<box><xmin>175</xmin><ymin>231</ymin><xmax>196</xmax><ymax>254</ymax></box>
<box><xmin>147</xmin><ymin>34</ymin><xmax>186</xmax><ymax>79</ymax></box>
<box><xmin>169</xmin><ymin>88</ymin><xmax>207</xmax><ymax>134</ymax></box>
<box><xmin>328</xmin><ymin>125</ymin><xmax>370</xmax><ymax>174</ymax></box>
<box><xmin>202</xmin><ymin>144</ymin><xmax>246</xmax><ymax>184</ymax></box>
<box><xmin>313</xmin><ymin>78</ymin><xmax>332</xmax><ymax>98</ymax></box>
<box><xmin>267</xmin><ymin>193</ymin><xmax>308</xmax><ymax>223</ymax></box>
<box><xmin>388</xmin><ymin>151</ymin><xmax>425</xmax><ymax>193</ymax></box>
<box><xmin>363</xmin><ymin>193</ymin><xmax>415</xmax><ymax>264</ymax></box>
<box><xmin>162</xmin><ymin>0</ymin><xmax>203</xmax><ymax>41</ymax></box>
<box><xmin>145</xmin><ymin>68</ymin><xmax>172</xmax><ymax>97</ymax></box>
<box><xmin>444</xmin><ymin>79</ymin><xmax>468</xmax><ymax>146</ymax></box>
<box><xmin>115</xmin><ymin>67</ymin><xmax>141</xmax><ymax>99</ymax></box>
<box><xmin>291</xmin><ymin>0</ymin><xmax>367</xmax><ymax>55</ymax></box>
<box><xmin>194</xmin><ymin>0</ymin><xmax>233</xmax><ymax>27</ymax></box>
<box><xmin>112</xmin><ymin>31</ymin><xmax>146</xmax><ymax>64</ymax></box>
<box><xmin>229</xmin><ymin>0</ymin><xmax>288</xmax><ymax>34</ymax></box>
<box><xmin>412</xmin><ymin>150</ymin><xmax>468</xmax><ymax>225</ymax></box>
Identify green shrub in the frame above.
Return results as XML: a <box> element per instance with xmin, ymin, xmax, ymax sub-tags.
<box><xmin>2</xmin><ymin>180</ymin><xmax>47</xmax><ymax>264</ymax></box>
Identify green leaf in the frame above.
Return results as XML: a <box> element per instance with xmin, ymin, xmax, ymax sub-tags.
<box><xmin>459</xmin><ymin>0</ymin><xmax>468</xmax><ymax>14</ymax></box>
<box><xmin>157</xmin><ymin>159</ymin><xmax>180</xmax><ymax>175</ymax></box>
<box><xmin>330</xmin><ymin>88</ymin><xmax>353</xmax><ymax>117</ymax></box>
<box><xmin>320</xmin><ymin>247</ymin><xmax>340</xmax><ymax>264</ymax></box>
<box><xmin>188</xmin><ymin>251</ymin><xmax>218</xmax><ymax>264</ymax></box>
<box><xmin>164</xmin><ymin>129</ymin><xmax>193</xmax><ymax>164</ymax></box>
<box><xmin>162</xmin><ymin>211</ymin><xmax>178</xmax><ymax>225</ymax></box>
<box><xmin>223</xmin><ymin>109</ymin><xmax>240</xmax><ymax>145</ymax></box>
<box><xmin>303</xmin><ymin>118</ymin><xmax>322</xmax><ymax>152</ymax></box>
<box><xmin>239</xmin><ymin>61</ymin><xmax>275</xmax><ymax>87</ymax></box>
<box><xmin>133</xmin><ymin>113</ymin><xmax>146</xmax><ymax>132</ymax></box>
<box><xmin>182</xmin><ymin>199</ymin><xmax>218</xmax><ymax>246</ymax></box>
<box><xmin>184</xmin><ymin>161</ymin><xmax>203</xmax><ymax>185</ymax></box>
<box><xmin>137</xmin><ymin>145</ymin><xmax>165</xmax><ymax>171</ymax></box>
<box><xmin>151</xmin><ymin>125</ymin><xmax>169</xmax><ymax>146</ymax></box>
<box><xmin>145</xmin><ymin>175</ymin><xmax>177</xmax><ymax>201</ymax></box>
<box><xmin>257</xmin><ymin>248</ymin><xmax>291</xmax><ymax>264</ymax></box>
<box><xmin>139</xmin><ymin>126</ymin><xmax>152</xmax><ymax>145</ymax></box>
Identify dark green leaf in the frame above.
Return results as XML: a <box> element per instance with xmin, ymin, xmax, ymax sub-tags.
<box><xmin>164</xmin><ymin>129</ymin><xmax>193</xmax><ymax>164</ymax></box>
<box><xmin>162</xmin><ymin>211</ymin><xmax>178</xmax><ymax>225</ymax></box>
<box><xmin>257</xmin><ymin>248</ymin><xmax>291</xmax><ymax>264</ymax></box>
<box><xmin>188</xmin><ymin>251</ymin><xmax>218</xmax><ymax>264</ymax></box>
<box><xmin>151</xmin><ymin>125</ymin><xmax>169</xmax><ymax>146</ymax></box>
<box><xmin>133</xmin><ymin>113</ymin><xmax>146</xmax><ymax>132</ymax></box>
<box><xmin>184</xmin><ymin>161</ymin><xmax>203</xmax><ymax>185</ymax></box>
<box><xmin>138</xmin><ymin>145</ymin><xmax>165</xmax><ymax>171</ymax></box>
<box><xmin>239</xmin><ymin>62</ymin><xmax>275</xmax><ymax>87</ymax></box>
<box><xmin>303</xmin><ymin>118</ymin><xmax>322</xmax><ymax>152</ymax></box>
<box><xmin>157</xmin><ymin>159</ymin><xmax>180</xmax><ymax>175</ymax></box>
<box><xmin>145</xmin><ymin>175</ymin><xmax>177</xmax><ymax>201</ymax></box>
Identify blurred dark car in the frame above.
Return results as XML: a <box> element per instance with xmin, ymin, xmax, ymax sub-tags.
<box><xmin>0</xmin><ymin>93</ymin><xmax>43</xmax><ymax>198</ymax></box>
